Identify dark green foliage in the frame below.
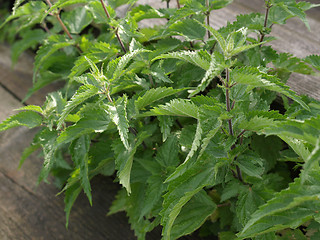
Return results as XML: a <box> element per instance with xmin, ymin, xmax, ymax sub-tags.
<box><xmin>1</xmin><ymin>0</ymin><xmax>320</xmax><ymax>239</ymax></box>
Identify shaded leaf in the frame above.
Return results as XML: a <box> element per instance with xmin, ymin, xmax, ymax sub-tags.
<box><xmin>238</xmin><ymin>171</ymin><xmax>320</xmax><ymax>239</ymax></box>
<box><xmin>70</xmin><ymin>135</ymin><xmax>92</xmax><ymax>204</ymax></box>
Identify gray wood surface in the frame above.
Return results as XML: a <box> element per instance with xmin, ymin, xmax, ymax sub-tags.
<box><xmin>0</xmin><ymin>0</ymin><xmax>319</xmax><ymax>239</ymax></box>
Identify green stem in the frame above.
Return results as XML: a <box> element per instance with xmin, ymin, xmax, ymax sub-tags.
<box><xmin>148</xmin><ymin>74</ymin><xmax>155</xmax><ymax>88</ymax></box>
<box><xmin>100</xmin><ymin>0</ymin><xmax>127</xmax><ymax>53</ymax></box>
<box><xmin>106</xmin><ymin>84</ymin><xmax>113</xmax><ymax>103</ymax></box>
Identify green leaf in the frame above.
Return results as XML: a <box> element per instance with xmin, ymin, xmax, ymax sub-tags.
<box><xmin>19</xmin><ymin>142</ymin><xmax>41</xmax><ymax>168</ymax></box>
<box><xmin>57</xmin><ymin>104</ymin><xmax>110</xmax><ymax>145</ymax></box>
<box><xmin>16</xmin><ymin>105</ymin><xmax>43</xmax><ymax>114</ymax></box>
<box><xmin>230</xmin><ymin>41</ymin><xmax>266</xmax><ymax>58</ymax></box>
<box><xmin>70</xmin><ymin>41</ymin><xmax>117</xmax><ymax>77</ymax></box>
<box><xmin>237</xmin><ymin>171</ymin><xmax>320</xmax><ymax>239</ymax></box>
<box><xmin>139</xmin><ymin>175</ymin><xmax>166</xmax><ymax>220</ymax></box>
<box><xmin>263</xmin><ymin>116</ymin><xmax>320</xmax><ymax>146</ymax></box>
<box><xmin>220</xmin><ymin>180</ymin><xmax>244</xmax><ymax>202</ymax></box>
<box><xmin>208</xmin><ymin>0</ymin><xmax>233</xmax><ymax>10</ymax></box>
<box><xmin>170</xmin><ymin>191</ymin><xmax>216</xmax><ymax>240</ymax></box>
<box><xmin>273</xmin><ymin>53</ymin><xmax>314</xmax><ymax>74</ymax></box>
<box><xmin>57</xmin><ymin>84</ymin><xmax>99</xmax><ymax>130</ymax></box>
<box><xmin>0</xmin><ymin>111</ymin><xmax>42</xmax><ymax>132</ymax></box>
<box><xmin>236</xmin><ymin>187</ymin><xmax>265</xmax><ymax>225</ymax></box>
<box><xmin>201</xmin><ymin>23</ymin><xmax>227</xmax><ymax>53</ymax></box>
<box><xmin>142</xmin><ymin>99</ymin><xmax>199</xmax><ymax>119</ymax></box>
<box><xmin>130</xmin><ymin>4</ymin><xmax>167</xmax><ymax>22</ymax></box>
<box><xmin>43</xmin><ymin>0</ymin><xmax>90</xmax><ymax>22</ymax></box>
<box><xmin>278</xmin><ymin>2</ymin><xmax>310</xmax><ymax>30</ymax></box>
<box><xmin>107</xmin><ymin>49</ymin><xmax>149</xmax><ymax>81</ymax></box>
<box><xmin>158</xmin><ymin>116</ymin><xmax>174</xmax><ymax>142</ymax></box>
<box><xmin>298</xmin><ymin>2</ymin><xmax>320</xmax><ymax>11</ymax></box>
<box><xmin>150</xmin><ymin>68</ymin><xmax>173</xmax><ymax>84</ymax></box>
<box><xmin>153</xmin><ymin>50</ymin><xmax>211</xmax><ymax>70</ymax></box>
<box><xmin>34</xmin><ymin>35</ymin><xmax>75</xmax><ymax>82</ymax></box>
<box><xmin>38</xmin><ymin>129</ymin><xmax>59</xmax><ymax>183</ymax></box>
<box><xmin>108</xmin><ymin>188</ymin><xmax>127</xmax><ymax>215</ymax></box>
<box><xmin>70</xmin><ymin>135</ymin><xmax>92</xmax><ymax>205</ymax></box>
<box><xmin>64</xmin><ymin>182</ymin><xmax>82</xmax><ymax>228</ymax></box>
<box><xmin>189</xmin><ymin>52</ymin><xmax>225</xmax><ymax>97</ymax></box>
<box><xmin>250</xmin><ymin>135</ymin><xmax>282</xmax><ymax>171</ymax></box>
<box><xmin>135</xmin><ymin>87</ymin><xmax>186</xmax><ymax>110</ymax></box>
<box><xmin>231</xmin><ymin>67</ymin><xmax>309</xmax><ymax>111</ymax></box>
<box><xmin>11</xmin><ymin>29</ymin><xmax>46</xmax><ymax>66</ymax></box>
<box><xmin>279</xmin><ymin>136</ymin><xmax>310</xmax><ymax>162</ymax></box>
<box><xmin>113</xmin><ymin>132</ymin><xmax>150</xmax><ymax>194</ymax></box>
<box><xmin>183</xmin><ymin>116</ymin><xmax>202</xmax><ymax>165</ymax></box>
<box><xmin>1</xmin><ymin>1</ymin><xmax>47</xmax><ymax>30</ymax></box>
<box><xmin>305</xmin><ymin>55</ymin><xmax>320</xmax><ymax>71</ymax></box>
<box><xmin>107</xmin><ymin>0</ymin><xmax>137</xmax><ymax>9</ymax></box>
<box><xmin>301</xmin><ymin>137</ymin><xmax>320</xmax><ymax>183</ymax></box>
<box><xmin>61</xmin><ymin>7</ymin><xmax>93</xmax><ymax>34</ymax></box>
<box><xmin>236</xmin><ymin>151</ymin><xmax>264</xmax><ymax>179</ymax></box>
<box><xmin>125</xmin><ymin>183</ymin><xmax>159</xmax><ymax>239</ymax></box>
<box><xmin>161</xmin><ymin>157</ymin><xmax>218</xmax><ymax>240</ymax></box>
<box><xmin>106</xmin><ymin>96</ymin><xmax>130</xmax><ymax>150</ymax></box>
<box><xmin>168</xmin><ymin>18</ymin><xmax>206</xmax><ymax>41</ymax></box>
<box><xmin>198</xmin><ymin>118</ymin><xmax>222</xmax><ymax>158</ymax></box>
<box><xmin>155</xmin><ymin>135</ymin><xmax>180</xmax><ymax>168</ymax></box>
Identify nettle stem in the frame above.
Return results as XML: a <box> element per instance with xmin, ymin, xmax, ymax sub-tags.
<box><xmin>206</xmin><ymin>0</ymin><xmax>211</xmax><ymax>39</ymax></box>
<box><xmin>259</xmin><ymin>0</ymin><xmax>272</xmax><ymax>44</ymax></box>
<box><xmin>176</xmin><ymin>0</ymin><xmax>181</xmax><ymax>9</ymax></box>
<box><xmin>100</xmin><ymin>0</ymin><xmax>127</xmax><ymax>53</ymax></box>
<box><xmin>166</xmin><ymin>0</ymin><xmax>170</xmax><ymax>9</ymax></box>
<box><xmin>45</xmin><ymin>0</ymin><xmax>73</xmax><ymax>39</ymax></box>
<box><xmin>225</xmin><ymin>68</ymin><xmax>233</xmax><ymax>136</ymax></box>
<box><xmin>225</xmin><ymin>68</ymin><xmax>244</xmax><ymax>183</ymax></box>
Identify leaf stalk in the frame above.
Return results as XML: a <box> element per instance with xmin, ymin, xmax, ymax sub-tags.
<box><xmin>45</xmin><ymin>0</ymin><xmax>73</xmax><ymax>40</ymax></box>
<box><xmin>259</xmin><ymin>0</ymin><xmax>272</xmax><ymax>44</ymax></box>
<box><xmin>100</xmin><ymin>0</ymin><xmax>127</xmax><ymax>53</ymax></box>
<box><xmin>206</xmin><ymin>0</ymin><xmax>211</xmax><ymax>39</ymax></box>
<box><xmin>225</xmin><ymin>68</ymin><xmax>244</xmax><ymax>183</ymax></box>
<box><xmin>176</xmin><ymin>0</ymin><xmax>181</xmax><ymax>9</ymax></box>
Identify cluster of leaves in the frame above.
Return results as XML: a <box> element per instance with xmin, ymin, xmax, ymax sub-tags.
<box><xmin>1</xmin><ymin>0</ymin><xmax>320</xmax><ymax>239</ymax></box>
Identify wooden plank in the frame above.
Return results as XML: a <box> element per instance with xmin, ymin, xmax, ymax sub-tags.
<box><xmin>0</xmin><ymin>44</ymin><xmax>63</xmax><ymax>106</ymax></box>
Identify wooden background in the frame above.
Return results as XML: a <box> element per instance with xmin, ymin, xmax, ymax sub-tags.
<box><xmin>0</xmin><ymin>0</ymin><xmax>319</xmax><ymax>239</ymax></box>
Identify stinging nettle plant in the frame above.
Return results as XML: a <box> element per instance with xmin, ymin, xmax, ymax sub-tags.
<box><xmin>1</xmin><ymin>0</ymin><xmax>320</xmax><ymax>239</ymax></box>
